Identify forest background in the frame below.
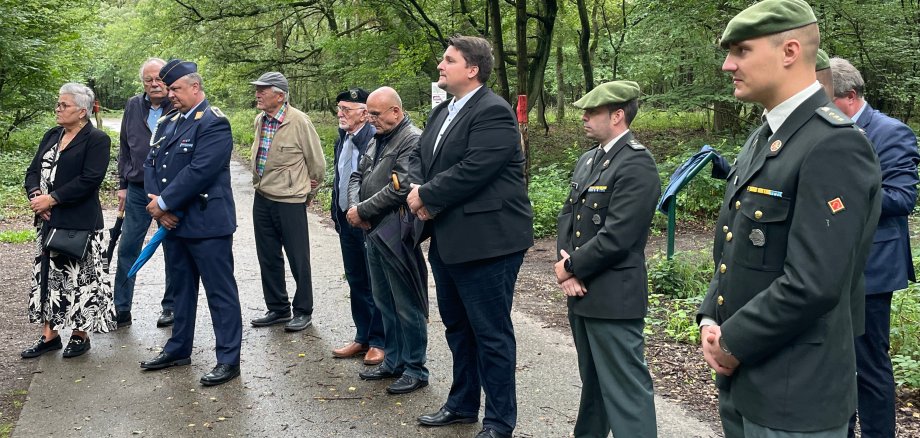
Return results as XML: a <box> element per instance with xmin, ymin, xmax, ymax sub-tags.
<box><xmin>1</xmin><ymin>0</ymin><xmax>920</xmax><ymax>403</ymax></box>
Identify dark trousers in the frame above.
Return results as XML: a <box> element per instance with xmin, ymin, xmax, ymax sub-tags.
<box><xmin>720</xmin><ymin>388</ymin><xmax>848</xmax><ymax>437</ymax></box>
<box><xmin>114</xmin><ymin>182</ymin><xmax>174</xmax><ymax>312</ymax></box>
<box><xmin>253</xmin><ymin>193</ymin><xmax>314</xmax><ymax>316</ymax></box>
<box><xmin>366</xmin><ymin>239</ymin><xmax>428</xmax><ymax>379</ymax></box>
<box><xmin>569</xmin><ymin>314</ymin><xmax>657</xmax><ymax>438</ymax></box>
<box><xmin>849</xmin><ymin>292</ymin><xmax>896</xmax><ymax>438</ymax></box>
<box><xmin>428</xmin><ymin>238</ymin><xmax>523</xmax><ymax>436</ymax></box>
<box><xmin>162</xmin><ymin>235</ymin><xmax>242</xmax><ymax>365</ymax></box>
<box><xmin>335</xmin><ymin>207</ymin><xmax>384</xmax><ymax>348</ymax></box>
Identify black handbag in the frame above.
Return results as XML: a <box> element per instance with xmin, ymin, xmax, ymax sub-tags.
<box><xmin>44</xmin><ymin>228</ymin><xmax>91</xmax><ymax>259</ymax></box>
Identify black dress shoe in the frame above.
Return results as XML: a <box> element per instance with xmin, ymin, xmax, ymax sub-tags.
<box><xmin>474</xmin><ymin>427</ymin><xmax>511</xmax><ymax>438</ymax></box>
<box><xmin>386</xmin><ymin>374</ymin><xmax>428</xmax><ymax>394</ymax></box>
<box><xmin>418</xmin><ymin>406</ymin><xmax>478</xmax><ymax>427</ymax></box>
<box><xmin>21</xmin><ymin>335</ymin><xmax>63</xmax><ymax>359</ymax></box>
<box><xmin>284</xmin><ymin>314</ymin><xmax>312</xmax><ymax>332</ymax></box>
<box><xmin>116</xmin><ymin>310</ymin><xmax>132</xmax><ymax>328</ymax></box>
<box><xmin>358</xmin><ymin>365</ymin><xmax>402</xmax><ymax>381</ymax></box>
<box><xmin>251</xmin><ymin>310</ymin><xmax>292</xmax><ymax>327</ymax></box>
<box><xmin>140</xmin><ymin>351</ymin><xmax>192</xmax><ymax>370</ymax></box>
<box><xmin>156</xmin><ymin>309</ymin><xmax>175</xmax><ymax>327</ymax></box>
<box><xmin>200</xmin><ymin>363</ymin><xmax>240</xmax><ymax>386</ymax></box>
<box><xmin>62</xmin><ymin>335</ymin><xmax>91</xmax><ymax>358</ymax></box>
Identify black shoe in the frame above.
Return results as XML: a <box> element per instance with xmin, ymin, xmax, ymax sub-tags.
<box><xmin>140</xmin><ymin>351</ymin><xmax>192</xmax><ymax>370</ymax></box>
<box><xmin>251</xmin><ymin>310</ymin><xmax>292</xmax><ymax>327</ymax></box>
<box><xmin>62</xmin><ymin>335</ymin><xmax>91</xmax><ymax>358</ymax></box>
<box><xmin>21</xmin><ymin>335</ymin><xmax>63</xmax><ymax>359</ymax></box>
<box><xmin>284</xmin><ymin>314</ymin><xmax>312</xmax><ymax>332</ymax></box>
<box><xmin>474</xmin><ymin>428</ymin><xmax>511</xmax><ymax>438</ymax></box>
<box><xmin>386</xmin><ymin>374</ymin><xmax>428</xmax><ymax>394</ymax></box>
<box><xmin>418</xmin><ymin>406</ymin><xmax>478</xmax><ymax>427</ymax></box>
<box><xmin>359</xmin><ymin>365</ymin><xmax>402</xmax><ymax>381</ymax></box>
<box><xmin>200</xmin><ymin>363</ymin><xmax>240</xmax><ymax>386</ymax></box>
<box><xmin>116</xmin><ymin>310</ymin><xmax>132</xmax><ymax>328</ymax></box>
<box><xmin>156</xmin><ymin>309</ymin><xmax>175</xmax><ymax>327</ymax></box>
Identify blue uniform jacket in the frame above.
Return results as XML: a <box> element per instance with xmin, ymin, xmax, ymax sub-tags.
<box><xmin>859</xmin><ymin>104</ymin><xmax>919</xmax><ymax>294</ymax></box>
<box><xmin>144</xmin><ymin>99</ymin><xmax>237</xmax><ymax>239</ymax></box>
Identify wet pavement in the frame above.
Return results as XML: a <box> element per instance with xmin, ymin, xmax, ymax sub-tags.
<box><xmin>14</xmin><ymin>119</ymin><xmax>716</xmax><ymax>437</ymax></box>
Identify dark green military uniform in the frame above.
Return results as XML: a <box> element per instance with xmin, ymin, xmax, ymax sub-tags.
<box><xmin>556</xmin><ymin>81</ymin><xmax>661</xmax><ymax>437</ymax></box>
<box><xmin>698</xmin><ymin>90</ymin><xmax>881</xmax><ymax>433</ymax></box>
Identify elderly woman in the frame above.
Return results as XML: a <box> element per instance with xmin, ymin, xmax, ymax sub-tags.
<box><xmin>21</xmin><ymin>83</ymin><xmax>116</xmax><ymax>359</ymax></box>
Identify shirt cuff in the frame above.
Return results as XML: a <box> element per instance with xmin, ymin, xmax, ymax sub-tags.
<box><xmin>157</xmin><ymin>197</ymin><xmax>169</xmax><ymax>211</ymax></box>
<box><xmin>699</xmin><ymin>317</ymin><xmax>718</xmax><ymax>328</ymax></box>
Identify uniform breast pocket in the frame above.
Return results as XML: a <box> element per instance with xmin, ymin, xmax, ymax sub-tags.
<box><xmin>177</xmin><ymin>144</ymin><xmax>195</xmax><ymax>154</ymax></box>
<box><xmin>735</xmin><ymin>191</ymin><xmax>790</xmax><ymax>271</ymax></box>
<box><xmin>584</xmin><ymin>193</ymin><xmax>610</xmax><ymax>228</ymax></box>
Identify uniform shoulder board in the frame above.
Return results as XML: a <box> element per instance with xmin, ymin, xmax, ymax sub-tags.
<box><xmin>210</xmin><ymin>106</ymin><xmax>227</xmax><ymax>118</ymax></box>
<box><xmin>815</xmin><ymin>106</ymin><xmax>854</xmax><ymax>127</ymax></box>
<box><xmin>627</xmin><ymin>139</ymin><xmax>646</xmax><ymax>150</ymax></box>
<box><xmin>158</xmin><ymin>109</ymin><xmax>179</xmax><ymax>124</ymax></box>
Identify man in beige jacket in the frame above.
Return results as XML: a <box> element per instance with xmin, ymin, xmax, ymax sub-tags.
<box><xmin>248</xmin><ymin>72</ymin><xmax>325</xmax><ymax>332</ymax></box>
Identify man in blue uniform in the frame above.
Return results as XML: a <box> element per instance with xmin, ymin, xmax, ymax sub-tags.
<box><xmin>139</xmin><ymin>59</ymin><xmax>243</xmax><ymax>387</ymax></box>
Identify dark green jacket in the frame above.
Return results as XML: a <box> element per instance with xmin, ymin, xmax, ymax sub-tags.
<box><xmin>557</xmin><ymin>131</ymin><xmax>661</xmax><ymax>319</ymax></box>
<box><xmin>697</xmin><ymin>90</ymin><xmax>882</xmax><ymax>432</ymax></box>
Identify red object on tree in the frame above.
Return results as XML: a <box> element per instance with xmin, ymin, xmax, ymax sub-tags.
<box><xmin>93</xmin><ymin>100</ymin><xmax>100</xmax><ymax>114</ymax></box>
<box><xmin>516</xmin><ymin>95</ymin><xmax>527</xmax><ymax>123</ymax></box>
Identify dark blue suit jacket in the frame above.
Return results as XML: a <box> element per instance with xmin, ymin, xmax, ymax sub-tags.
<box><xmin>144</xmin><ymin>99</ymin><xmax>237</xmax><ymax>239</ymax></box>
<box><xmin>859</xmin><ymin>104</ymin><xmax>919</xmax><ymax>294</ymax></box>
<box><xmin>330</xmin><ymin>122</ymin><xmax>375</xmax><ymax>232</ymax></box>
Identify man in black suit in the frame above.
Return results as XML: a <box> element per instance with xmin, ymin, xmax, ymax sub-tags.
<box><xmin>408</xmin><ymin>35</ymin><xmax>534</xmax><ymax>438</ymax></box>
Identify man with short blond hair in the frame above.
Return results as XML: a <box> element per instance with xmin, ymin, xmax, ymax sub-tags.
<box><xmin>248</xmin><ymin>72</ymin><xmax>325</xmax><ymax>332</ymax></box>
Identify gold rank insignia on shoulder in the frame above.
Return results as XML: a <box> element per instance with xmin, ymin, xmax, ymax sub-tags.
<box><xmin>747</xmin><ymin>186</ymin><xmax>783</xmax><ymax>198</ymax></box>
<box><xmin>827</xmin><ymin>197</ymin><xmax>845</xmax><ymax>214</ymax></box>
<box><xmin>210</xmin><ymin>107</ymin><xmax>226</xmax><ymax>118</ymax></box>
<box><xmin>587</xmin><ymin>185</ymin><xmax>607</xmax><ymax>193</ymax></box>
<box><xmin>194</xmin><ymin>111</ymin><xmax>204</xmax><ymax>120</ymax></box>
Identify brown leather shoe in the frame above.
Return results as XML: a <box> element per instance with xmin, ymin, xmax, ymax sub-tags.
<box><xmin>332</xmin><ymin>342</ymin><xmax>368</xmax><ymax>359</ymax></box>
<box><xmin>363</xmin><ymin>347</ymin><xmax>385</xmax><ymax>365</ymax></box>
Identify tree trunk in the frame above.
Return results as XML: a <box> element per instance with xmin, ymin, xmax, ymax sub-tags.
<box><xmin>516</xmin><ymin>0</ymin><xmax>528</xmax><ymax>98</ymax></box>
<box><xmin>526</xmin><ymin>0</ymin><xmax>557</xmax><ymax>112</ymax></box>
<box><xmin>555</xmin><ymin>34</ymin><xmax>565</xmax><ymax>122</ymax></box>
<box><xmin>576</xmin><ymin>0</ymin><xmax>593</xmax><ymax>91</ymax></box>
<box><xmin>488</xmin><ymin>0</ymin><xmax>511</xmax><ymax>101</ymax></box>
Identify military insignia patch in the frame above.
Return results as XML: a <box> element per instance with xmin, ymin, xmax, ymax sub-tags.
<box><xmin>827</xmin><ymin>197</ymin><xmax>845</xmax><ymax>214</ymax></box>
<box><xmin>628</xmin><ymin>140</ymin><xmax>646</xmax><ymax>150</ymax></box>
<box><xmin>602</xmin><ymin>159</ymin><xmax>610</xmax><ymax>168</ymax></box>
<box><xmin>194</xmin><ymin>111</ymin><xmax>204</xmax><ymax>120</ymax></box>
<box><xmin>747</xmin><ymin>186</ymin><xmax>783</xmax><ymax>198</ymax></box>
<box><xmin>587</xmin><ymin>185</ymin><xmax>607</xmax><ymax>193</ymax></box>
<box><xmin>749</xmin><ymin>229</ymin><xmax>765</xmax><ymax>247</ymax></box>
<box><xmin>769</xmin><ymin>140</ymin><xmax>782</xmax><ymax>152</ymax></box>
<box><xmin>585</xmin><ymin>158</ymin><xmax>594</xmax><ymax>168</ymax></box>
<box><xmin>210</xmin><ymin>107</ymin><xmax>226</xmax><ymax>118</ymax></box>
<box><xmin>592</xmin><ymin>214</ymin><xmax>602</xmax><ymax>225</ymax></box>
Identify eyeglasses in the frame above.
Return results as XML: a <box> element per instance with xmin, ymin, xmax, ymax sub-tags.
<box><xmin>55</xmin><ymin>102</ymin><xmax>74</xmax><ymax>110</ymax></box>
<box><xmin>143</xmin><ymin>77</ymin><xmax>164</xmax><ymax>85</ymax></box>
<box><xmin>335</xmin><ymin>105</ymin><xmax>364</xmax><ymax>114</ymax></box>
<box><xmin>367</xmin><ymin>106</ymin><xmax>397</xmax><ymax>120</ymax></box>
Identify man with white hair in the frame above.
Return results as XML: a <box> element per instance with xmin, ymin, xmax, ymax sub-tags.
<box><xmin>114</xmin><ymin>57</ymin><xmax>175</xmax><ymax>329</ymax></box>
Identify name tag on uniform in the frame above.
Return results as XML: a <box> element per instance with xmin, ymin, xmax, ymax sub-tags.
<box><xmin>587</xmin><ymin>185</ymin><xmax>607</xmax><ymax>193</ymax></box>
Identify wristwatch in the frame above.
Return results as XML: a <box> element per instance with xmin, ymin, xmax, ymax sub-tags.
<box><xmin>719</xmin><ymin>336</ymin><xmax>733</xmax><ymax>356</ymax></box>
<box><xmin>564</xmin><ymin>258</ymin><xmax>574</xmax><ymax>274</ymax></box>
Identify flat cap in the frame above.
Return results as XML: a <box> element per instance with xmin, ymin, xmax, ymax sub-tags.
<box><xmin>720</xmin><ymin>0</ymin><xmax>817</xmax><ymax>49</ymax></box>
<box><xmin>159</xmin><ymin>59</ymin><xmax>198</xmax><ymax>86</ymax></box>
<box><xmin>573</xmin><ymin>81</ymin><xmax>641</xmax><ymax>109</ymax></box>
<box><xmin>250</xmin><ymin>72</ymin><xmax>289</xmax><ymax>93</ymax></box>
<box><xmin>815</xmin><ymin>48</ymin><xmax>830</xmax><ymax>71</ymax></box>
<box><xmin>336</xmin><ymin>88</ymin><xmax>369</xmax><ymax>104</ymax></box>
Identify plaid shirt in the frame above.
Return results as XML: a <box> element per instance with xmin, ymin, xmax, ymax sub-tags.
<box><xmin>256</xmin><ymin>103</ymin><xmax>287</xmax><ymax>176</ymax></box>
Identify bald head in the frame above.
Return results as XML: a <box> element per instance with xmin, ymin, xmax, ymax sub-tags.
<box><xmin>367</xmin><ymin>86</ymin><xmax>405</xmax><ymax>134</ymax></box>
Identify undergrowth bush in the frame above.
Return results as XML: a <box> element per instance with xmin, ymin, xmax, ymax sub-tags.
<box><xmin>891</xmin><ymin>283</ymin><xmax>920</xmax><ymax>388</ymax></box>
<box><xmin>647</xmin><ymin>250</ymin><xmax>712</xmax><ymax>299</ymax></box>
<box><xmin>647</xmin><ymin>293</ymin><xmax>703</xmax><ymax>345</ymax></box>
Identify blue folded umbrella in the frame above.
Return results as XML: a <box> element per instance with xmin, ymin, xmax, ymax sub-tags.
<box><xmin>126</xmin><ymin>225</ymin><xmax>168</xmax><ymax>278</ymax></box>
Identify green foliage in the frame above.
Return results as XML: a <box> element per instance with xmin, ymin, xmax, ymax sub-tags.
<box><xmin>0</xmin><ymin>229</ymin><xmax>35</xmax><ymax>244</ymax></box>
<box><xmin>647</xmin><ymin>250</ymin><xmax>712</xmax><ymax>299</ymax></box>
<box><xmin>891</xmin><ymin>284</ymin><xmax>920</xmax><ymax>388</ymax></box>
<box><xmin>0</xmin><ymin>150</ymin><xmax>34</xmax><ymax>220</ymax></box>
<box><xmin>656</xmin><ymin>137</ymin><xmax>739</xmax><ymax>223</ymax></box>
<box><xmin>647</xmin><ymin>293</ymin><xmax>703</xmax><ymax>345</ymax></box>
<box><xmin>528</xmin><ymin>164</ymin><xmax>571</xmax><ymax>238</ymax></box>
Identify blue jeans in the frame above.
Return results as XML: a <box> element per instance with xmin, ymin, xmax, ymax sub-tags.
<box><xmin>366</xmin><ymin>239</ymin><xmax>428</xmax><ymax>379</ymax></box>
<box><xmin>114</xmin><ymin>183</ymin><xmax>173</xmax><ymax>312</ymax></box>
<box><xmin>335</xmin><ymin>207</ymin><xmax>384</xmax><ymax>348</ymax></box>
<box><xmin>428</xmin><ymin>238</ymin><xmax>523</xmax><ymax>436</ymax></box>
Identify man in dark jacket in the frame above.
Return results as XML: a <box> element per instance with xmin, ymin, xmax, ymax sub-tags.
<box><xmin>831</xmin><ymin>56</ymin><xmax>920</xmax><ymax>438</ymax></box>
<box><xmin>329</xmin><ymin>88</ymin><xmax>386</xmax><ymax>366</ymax></box>
<box><xmin>554</xmin><ymin>81</ymin><xmax>660</xmax><ymax>437</ymax></box>
<box><xmin>114</xmin><ymin>57</ymin><xmax>175</xmax><ymax>328</ymax></box>
<box><xmin>346</xmin><ymin>87</ymin><xmax>428</xmax><ymax>394</ymax></box>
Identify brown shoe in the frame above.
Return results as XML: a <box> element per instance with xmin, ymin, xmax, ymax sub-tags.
<box><xmin>332</xmin><ymin>342</ymin><xmax>368</xmax><ymax>359</ymax></box>
<box><xmin>363</xmin><ymin>347</ymin><xmax>385</xmax><ymax>365</ymax></box>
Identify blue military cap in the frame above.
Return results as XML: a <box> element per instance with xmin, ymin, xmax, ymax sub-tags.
<box><xmin>336</xmin><ymin>88</ymin><xmax>369</xmax><ymax>104</ymax></box>
<box><xmin>160</xmin><ymin>59</ymin><xmax>198</xmax><ymax>86</ymax></box>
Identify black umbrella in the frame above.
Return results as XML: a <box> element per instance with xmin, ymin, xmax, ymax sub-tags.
<box><xmin>103</xmin><ymin>210</ymin><xmax>124</xmax><ymax>274</ymax></box>
<box><xmin>366</xmin><ymin>206</ymin><xmax>429</xmax><ymax>318</ymax></box>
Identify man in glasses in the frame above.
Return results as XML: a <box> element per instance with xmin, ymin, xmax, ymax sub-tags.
<box><xmin>113</xmin><ymin>57</ymin><xmax>176</xmax><ymax>329</ymax></box>
<box><xmin>330</xmin><ymin>88</ymin><xmax>386</xmax><ymax>367</ymax></box>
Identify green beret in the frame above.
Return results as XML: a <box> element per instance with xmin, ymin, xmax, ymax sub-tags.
<box><xmin>573</xmin><ymin>81</ymin><xmax>640</xmax><ymax>109</ymax></box>
<box><xmin>815</xmin><ymin>48</ymin><xmax>830</xmax><ymax>71</ymax></box>
<box><xmin>720</xmin><ymin>0</ymin><xmax>817</xmax><ymax>49</ymax></box>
